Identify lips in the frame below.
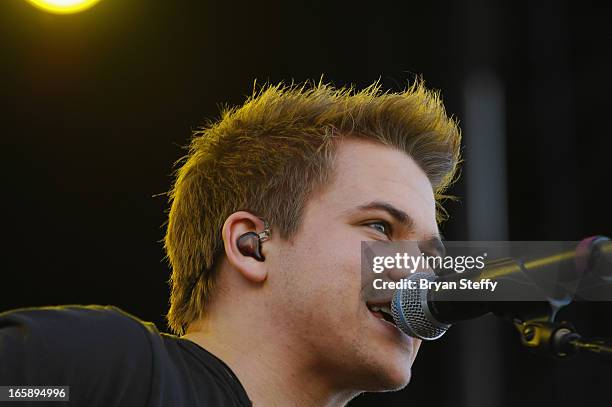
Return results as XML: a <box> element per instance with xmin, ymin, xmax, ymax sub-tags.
<box><xmin>367</xmin><ymin>302</ymin><xmax>396</xmax><ymax>325</ymax></box>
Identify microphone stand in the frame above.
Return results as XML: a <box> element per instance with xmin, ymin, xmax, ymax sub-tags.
<box><xmin>569</xmin><ymin>338</ymin><xmax>612</xmax><ymax>355</ymax></box>
<box><xmin>513</xmin><ymin>318</ymin><xmax>612</xmax><ymax>358</ymax></box>
<box><xmin>508</xmin><ymin>235</ymin><xmax>612</xmax><ymax>359</ymax></box>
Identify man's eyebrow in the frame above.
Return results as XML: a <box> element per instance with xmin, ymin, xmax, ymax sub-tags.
<box><xmin>346</xmin><ymin>201</ymin><xmax>444</xmax><ymax>253</ymax></box>
<box><xmin>348</xmin><ymin>201</ymin><xmax>416</xmax><ymax>230</ymax></box>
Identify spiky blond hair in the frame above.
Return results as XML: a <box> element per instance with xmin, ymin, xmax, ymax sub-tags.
<box><xmin>164</xmin><ymin>79</ymin><xmax>461</xmax><ymax>335</ymax></box>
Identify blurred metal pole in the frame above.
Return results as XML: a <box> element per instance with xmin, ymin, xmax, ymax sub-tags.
<box><xmin>461</xmin><ymin>70</ymin><xmax>507</xmax><ymax>407</ymax></box>
<box><xmin>464</xmin><ymin>72</ymin><xmax>508</xmax><ymax>241</ymax></box>
<box><xmin>460</xmin><ymin>1</ymin><xmax>508</xmax><ymax>406</ymax></box>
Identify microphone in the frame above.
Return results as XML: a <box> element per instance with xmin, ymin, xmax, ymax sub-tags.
<box><xmin>391</xmin><ymin>236</ymin><xmax>612</xmax><ymax>340</ymax></box>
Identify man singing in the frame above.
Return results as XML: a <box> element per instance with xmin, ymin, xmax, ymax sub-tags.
<box><xmin>0</xmin><ymin>80</ymin><xmax>461</xmax><ymax>406</ymax></box>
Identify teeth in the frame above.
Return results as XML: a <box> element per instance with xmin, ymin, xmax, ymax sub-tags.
<box><xmin>368</xmin><ymin>305</ymin><xmax>392</xmax><ymax>316</ymax></box>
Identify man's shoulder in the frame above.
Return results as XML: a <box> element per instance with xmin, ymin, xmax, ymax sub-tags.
<box><xmin>0</xmin><ymin>304</ymin><xmax>160</xmax><ymax>375</ymax></box>
<box><xmin>0</xmin><ymin>304</ymin><xmax>158</xmax><ymax>348</ymax></box>
<box><xmin>0</xmin><ymin>304</ymin><xmax>153</xmax><ymax>324</ymax></box>
<box><xmin>0</xmin><ymin>305</ymin><xmax>251</xmax><ymax>406</ymax></box>
<box><xmin>0</xmin><ymin>305</ymin><xmax>161</xmax><ymax>405</ymax></box>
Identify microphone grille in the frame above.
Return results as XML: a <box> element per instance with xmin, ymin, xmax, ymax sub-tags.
<box><xmin>391</xmin><ymin>272</ymin><xmax>450</xmax><ymax>341</ymax></box>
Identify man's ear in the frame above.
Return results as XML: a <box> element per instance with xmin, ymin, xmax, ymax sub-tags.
<box><xmin>222</xmin><ymin>211</ymin><xmax>269</xmax><ymax>283</ymax></box>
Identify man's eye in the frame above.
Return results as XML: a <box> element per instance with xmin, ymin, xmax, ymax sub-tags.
<box><xmin>365</xmin><ymin>221</ymin><xmax>391</xmax><ymax>236</ymax></box>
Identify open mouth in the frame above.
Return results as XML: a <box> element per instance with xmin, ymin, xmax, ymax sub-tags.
<box><xmin>367</xmin><ymin>303</ymin><xmax>396</xmax><ymax>326</ymax></box>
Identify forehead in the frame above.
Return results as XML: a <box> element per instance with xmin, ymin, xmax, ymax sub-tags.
<box><xmin>320</xmin><ymin>138</ymin><xmax>437</xmax><ymax>234</ymax></box>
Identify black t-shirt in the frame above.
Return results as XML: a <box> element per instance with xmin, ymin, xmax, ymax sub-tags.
<box><xmin>0</xmin><ymin>305</ymin><xmax>252</xmax><ymax>406</ymax></box>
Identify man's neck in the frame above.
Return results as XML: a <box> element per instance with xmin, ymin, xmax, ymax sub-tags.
<box><xmin>183</xmin><ymin>318</ymin><xmax>358</xmax><ymax>407</ymax></box>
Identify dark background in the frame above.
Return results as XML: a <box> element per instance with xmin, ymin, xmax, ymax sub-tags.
<box><xmin>1</xmin><ymin>0</ymin><xmax>611</xmax><ymax>406</ymax></box>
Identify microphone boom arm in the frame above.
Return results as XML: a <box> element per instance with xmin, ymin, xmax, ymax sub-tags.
<box><xmin>513</xmin><ymin>318</ymin><xmax>612</xmax><ymax>358</ymax></box>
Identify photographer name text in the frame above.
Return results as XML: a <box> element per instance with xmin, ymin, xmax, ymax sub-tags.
<box><xmin>373</xmin><ymin>278</ymin><xmax>498</xmax><ymax>292</ymax></box>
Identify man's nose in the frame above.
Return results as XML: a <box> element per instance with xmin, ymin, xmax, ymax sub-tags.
<box><xmin>386</xmin><ymin>253</ymin><xmax>433</xmax><ymax>281</ymax></box>
<box><xmin>387</xmin><ymin>263</ymin><xmax>414</xmax><ymax>281</ymax></box>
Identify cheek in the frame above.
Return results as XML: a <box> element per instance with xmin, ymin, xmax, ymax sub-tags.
<box><xmin>304</xmin><ymin>236</ymin><xmax>362</xmax><ymax>295</ymax></box>
<box><xmin>276</xmin><ymin>234</ymin><xmax>363</xmax><ymax>325</ymax></box>
<box><xmin>291</xmin><ymin>223</ymin><xmax>360</xmax><ymax>278</ymax></box>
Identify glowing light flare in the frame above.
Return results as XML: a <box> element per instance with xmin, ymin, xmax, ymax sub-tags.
<box><xmin>25</xmin><ymin>0</ymin><xmax>103</xmax><ymax>14</ymax></box>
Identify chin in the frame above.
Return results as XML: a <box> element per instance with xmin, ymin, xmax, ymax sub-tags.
<box><xmin>359</xmin><ymin>352</ymin><xmax>415</xmax><ymax>392</ymax></box>
<box><xmin>375</xmin><ymin>363</ymin><xmax>413</xmax><ymax>391</ymax></box>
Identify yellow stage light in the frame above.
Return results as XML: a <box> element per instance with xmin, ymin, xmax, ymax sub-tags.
<box><xmin>25</xmin><ymin>0</ymin><xmax>103</xmax><ymax>14</ymax></box>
